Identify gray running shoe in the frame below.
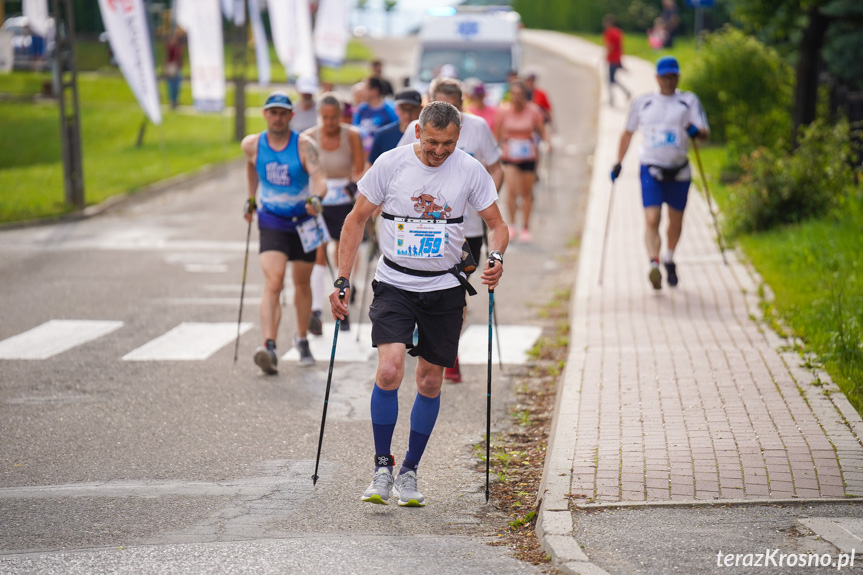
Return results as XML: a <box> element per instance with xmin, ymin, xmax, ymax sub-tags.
<box><xmin>361</xmin><ymin>468</ymin><xmax>394</xmax><ymax>505</ymax></box>
<box><xmin>394</xmin><ymin>470</ymin><xmax>426</xmax><ymax>507</ymax></box>
<box><xmin>253</xmin><ymin>346</ymin><xmax>278</xmax><ymax>375</ymax></box>
<box><xmin>294</xmin><ymin>336</ymin><xmax>315</xmax><ymax>367</ymax></box>
<box><xmin>648</xmin><ymin>266</ymin><xmax>662</xmax><ymax>290</ymax></box>
<box><xmin>309</xmin><ymin>310</ymin><xmax>323</xmax><ymax>336</ymax></box>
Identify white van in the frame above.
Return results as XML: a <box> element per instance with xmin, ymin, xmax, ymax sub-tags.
<box><xmin>410</xmin><ymin>6</ymin><xmax>521</xmax><ymax>103</ymax></box>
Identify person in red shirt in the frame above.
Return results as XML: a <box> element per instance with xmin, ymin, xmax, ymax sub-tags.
<box><xmin>602</xmin><ymin>14</ymin><xmax>632</xmax><ymax>107</ymax></box>
<box><xmin>524</xmin><ymin>71</ymin><xmax>552</xmax><ymax>125</ymax></box>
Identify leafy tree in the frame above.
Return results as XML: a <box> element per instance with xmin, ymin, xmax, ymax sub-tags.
<box><xmin>731</xmin><ymin>0</ymin><xmax>863</xmax><ymax>142</ymax></box>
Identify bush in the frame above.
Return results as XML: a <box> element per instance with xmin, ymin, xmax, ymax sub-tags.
<box><xmin>730</xmin><ymin>119</ymin><xmax>856</xmax><ymax>233</ymax></box>
<box><xmin>686</xmin><ymin>26</ymin><xmax>793</xmax><ymax>161</ymax></box>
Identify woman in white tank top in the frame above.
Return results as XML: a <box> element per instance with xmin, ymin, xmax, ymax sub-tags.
<box><xmin>302</xmin><ymin>93</ymin><xmax>364</xmax><ymax>334</ymax></box>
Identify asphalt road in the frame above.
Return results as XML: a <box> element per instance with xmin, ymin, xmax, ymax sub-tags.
<box><xmin>0</xmin><ymin>34</ymin><xmax>595</xmax><ymax>574</ymax></box>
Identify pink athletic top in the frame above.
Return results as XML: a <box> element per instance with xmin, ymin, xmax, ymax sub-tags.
<box><xmin>496</xmin><ymin>103</ymin><xmax>544</xmax><ymax>162</ymax></box>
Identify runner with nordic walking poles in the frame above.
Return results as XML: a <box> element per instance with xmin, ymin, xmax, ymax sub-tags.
<box><xmin>611</xmin><ymin>56</ymin><xmax>710</xmax><ymax>289</ymax></box>
<box><xmin>240</xmin><ymin>90</ymin><xmax>328</xmax><ymax>373</ymax></box>
<box><xmin>329</xmin><ymin>101</ymin><xmax>508</xmax><ymax>507</ymax></box>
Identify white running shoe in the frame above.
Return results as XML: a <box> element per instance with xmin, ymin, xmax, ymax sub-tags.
<box><xmin>394</xmin><ymin>470</ymin><xmax>426</xmax><ymax>507</ymax></box>
<box><xmin>361</xmin><ymin>468</ymin><xmax>394</xmax><ymax>505</ymax></box>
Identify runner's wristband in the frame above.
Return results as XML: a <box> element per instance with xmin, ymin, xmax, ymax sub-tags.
<box><xmin>244</xmin><ymin>197</ymin><xmax>256</xmax><ymax>215</ymax></box>
<box><xmin>334</xmin><ymin>276</ymin><xmax>350</xmax><ymax>299</ymax></box>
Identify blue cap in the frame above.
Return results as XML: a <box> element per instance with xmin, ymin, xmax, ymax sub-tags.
<box><xmin>656</xmin><ymin>56</ymin><xmax>680</xmax><ymax>76</ymax></box>
<box><xmin>263</xmin><ymin>91</ymin><xmax>293</xmax><ymax>110</ymax></box>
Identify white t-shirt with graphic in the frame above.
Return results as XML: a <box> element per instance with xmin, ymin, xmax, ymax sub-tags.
<box><xmin>398</xmin><ymin>113</ymin><xmax>501</xmax><ymax>238</ymax></box>
<box><xmin>625</xmin><ymin>90</ymin><xmax>709</xmax><ymax>174</ymax></box>
<box><xmin>359</xmin><ymin>144</ymin><xmax>498</xmax><ymax>292</ymax></box>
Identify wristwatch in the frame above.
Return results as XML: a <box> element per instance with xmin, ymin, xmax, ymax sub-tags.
<box><xmin>489</xmin><ymin>250</ymin><xmax>504</xmax><ymax>265</ymax></box>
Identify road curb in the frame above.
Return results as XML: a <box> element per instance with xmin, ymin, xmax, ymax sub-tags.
<box><xmin>523</xmin><ymin>30</ymin><xmax>613</xmax><ymax>575</ymax></box>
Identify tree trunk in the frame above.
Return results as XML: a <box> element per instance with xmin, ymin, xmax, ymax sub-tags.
<box><xmin>792</xmin><ymin>7</ymin><xmax>830</xmax><ymax>145</ymax></box>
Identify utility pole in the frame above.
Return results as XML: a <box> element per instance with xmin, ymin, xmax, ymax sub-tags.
<box><xmin>233</xmin><ymin>0</ymin><xmax>249</xmax><ymax>142</ymax></box>
<box><xmin>53</xmin><ymin>0</ymin><xmax>84</xmax><ymax>209</ymax></box>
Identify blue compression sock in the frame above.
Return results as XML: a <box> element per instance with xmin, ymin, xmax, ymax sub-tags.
<box><xmin>400</xmin><ymin>392</ymin><xmax>441</xmax><ymax>475</ymax></box>
<box><xmin>370</xmin><ymin>383</ymin><xmax>398</xmax><ymax>471</ymax></box>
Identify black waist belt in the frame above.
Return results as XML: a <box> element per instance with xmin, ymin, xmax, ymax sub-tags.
<box><xmin>381</xmin><ymin>212</ymin><xmax>463</xmax><ymax>224</ymax></box>
<box><xmin>645</xmin><ymin>160</ymin><xmax>689</xmax><ymax>182</ymax></box>
<box><xmin>382</xmin><ymin>256</ymin><xmax>477</xmax><ymax>296</ymax></box>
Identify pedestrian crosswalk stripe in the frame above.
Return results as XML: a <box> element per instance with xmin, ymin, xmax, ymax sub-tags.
<box><xmin>280</xmin><ymin>322</ymin><xmax>542</xmax><ymax>366</ymax></box>
<box><xmin>0</xmin><ymin>320</ymin><xmax>125</xmax><ymax>360</ymax></box>
<box><xmin>457</xmin><ymin>325</ymin><xmax>543</xmax><ymax>365</ymax></box>
<box><xmin>122</xmin><ymin>322</ymin><xmax>253</xmax><ymax>361</ymax></box>
<box><xmin>283</xmin><ymin>322</ymin><xmax>377</xmax><ymax>363</ymax></box>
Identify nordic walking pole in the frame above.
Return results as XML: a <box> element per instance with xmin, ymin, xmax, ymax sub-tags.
<box><xmin>484</xmin><ymin>233</ymin><xmax>504</xmax><ymax>370</ymax></box>
<box><xmin>312</xmin><ymin>283</ymin><xmax>347</xmax><ymax>486</ymax></box>
<box><xmin>598</xmin><ymin>179</ymin><xmax>616</xmax><ymax>286</ymax></box>
<box><xmin>485</xmin><ymin>258</ymin><xmax>496</xmax><ymax>503</ymax></box>
<box><xmin>492</xmin><ymin>294</ymin><xmax>503</xmax><ymax>372</ymax></box>
<box><xmin>234</xmin><ymin>201</ymin><xmax>254</xmax><ymax>363</ymax></box>
<box><xmin>690</xmin><ymin>139</ymin><xmax>728</xmax><ymax>266</ymax></box>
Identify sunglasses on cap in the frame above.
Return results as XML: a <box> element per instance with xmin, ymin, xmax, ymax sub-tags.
<box><xmin>264</xmin><ymin>93</ymin><xmax>293</xmax><ymax>110</ymax></box>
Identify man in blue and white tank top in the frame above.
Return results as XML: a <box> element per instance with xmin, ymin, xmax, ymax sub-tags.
<box><xmin>611</xmin><ymin>56</ymin><xmax>710</xmax><ymax>289</ymax></box>
<box><xmin>241</xmin><ymin>91</ymin><xmax>327</xmax><ymax>373</ymax></box>
<box><xmin>329</xmin><ymin>102</ymin><xmax>509</xmax><ymax>507</ymax></box>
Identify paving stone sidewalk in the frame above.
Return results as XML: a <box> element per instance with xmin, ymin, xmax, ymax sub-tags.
<box><xmin>526</xmin><ymin>29</ymin><xmax>863</xmax><ymax>573</ymax></box>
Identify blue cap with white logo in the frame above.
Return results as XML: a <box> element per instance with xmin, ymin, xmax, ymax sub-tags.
<box><xmin>656</xmin><ymin>56</ymin><xmax>680</xmax><ymax>76</ymax></box>
<box><xmin>263</xmin><ymin>91</ymin><xmax>293</xmax><ymax>110</ymax></box>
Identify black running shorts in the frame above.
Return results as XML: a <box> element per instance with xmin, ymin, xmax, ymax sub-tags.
<box><xmin>368</xmin><ymin>280</ymin><xmax>465</xmax><ymax>368</ymax></box>
<box><xmin>502</xmin><ymin>159</ymin><xmax>537</xmax><ymax>172</ymax></box>
<box><xmin>259</xmin><ymin>227</ymin><xmax>317</xmax><ymax>262</ymax></box>
<box><xmin>322</xmin><ymin>203</ymin><xmax>353</xmax><ymax>241</ymax></box>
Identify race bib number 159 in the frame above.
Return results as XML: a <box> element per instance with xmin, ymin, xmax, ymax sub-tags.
<box><xmin>393</xmin><ymin>219</ymin><xmax>448</xmax><ymax>259</ymax></box>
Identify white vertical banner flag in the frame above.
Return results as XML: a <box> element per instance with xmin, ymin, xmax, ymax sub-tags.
<box><xmin>270</xmin><ymin>0</ymin><xmax>316</xmax><ymax>80</ymax></box>
<box><xmin>23</xmin><ymin>0</ymin><xmax>50</xmax><ymax>36</ymax></box>
<box><xmin>314</xmin><ymin>0</ymin><xmax>349</xmax><ymax>67</ymax></box>
<box><xmin>249</xmin><ymin>0</ymin><xmax>271</xmax><ymax>87</ymax></box>
<box><xmin>97</xmin><ymin>0</ymin><xmax>162</xmax><ymax>124</ymax></box>
<box><xmin>176</xmin><ymin>0</ymin><xmax>225</xmax><ymax>112</ymax></box>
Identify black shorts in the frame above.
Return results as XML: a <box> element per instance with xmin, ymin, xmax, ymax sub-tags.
<box><xmin>502</xmin><ymin>159</ymin><xmax>537</xmax><ymax>172</ymax></box>
<box><xmin>368</xmin><ymin>280</ymin><xmax>465</xmax><ymax>368</ymax></box>
<box><xmin>322</xmin><ymin>203</ymin><xmax>353</xmax><ymax>241</ymax></box>
<box><xmin>259</xmin><ymin>226</ymin><xmax>317</xmax><ymax>262</ymax></box>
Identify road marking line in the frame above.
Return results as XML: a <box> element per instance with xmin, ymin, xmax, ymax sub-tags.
<box><xmin>282</xmin><ymin>322</ymin><xmax>377</xmax><ymax>363</ymax></box>
<box><xmin>458</xmin><ymin>324</ymin><xmax>542</xmax><ymax>365</ymax></box>
<box><xmin>0</xmin><ymin>320</ymin><xmax>124</xmax><ymax>360</ymax></box>
<box><xmin>280</xmin><ymin>323</ymin><xmax>542</xmax><ymax>365</ymax></box>
<box><xmin>122</xmin><ymin>322</ymin><xmax>253</xmax><ymax>361</ymax></box>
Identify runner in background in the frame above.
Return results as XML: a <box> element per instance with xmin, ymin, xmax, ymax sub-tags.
<box><xmin>304</xmin><ymin>93</ymin><xmax>365</xmax><ymax>335</ymax></box>
<box><xmin>602</xmin><ymin>14</ymin><xmax>632</xmax><ymax>107</ymax></box>
<box><xmin>241</xmin><ymin>91</ymin><xmax>328</xmax><ymax>372</ymax></box>
<box><xmin>353</xmin><ymin>77</ymin><xmax>398</xmax><ymax>159</ymax></box>
<box><xmin>524</xmin><ymin>71</ymin><xmax>552</xmax><ymax>125</ymax></box>
<box><xmin>290</xmin><ymin>75</ymin><xmax>320</xmax><ymax>133</ymax></box>
<box><xmin>464</xmin><ymin>79</ymin><xmax>498</xmax><ymax>131</ymax></box>
<box><xmin>370</xmin><ymin>59</ymin><xmax>395</xmax><ymax>99</ymax></box>
<box><xmin>495</xmin><ymin>80</ymin><xmax>549</xmax><ymax>243</ymax></box>
<box><xmin>611</xmin><ymin>56</ymin><xmax>710</xmax><ymax>290</ymax></box>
